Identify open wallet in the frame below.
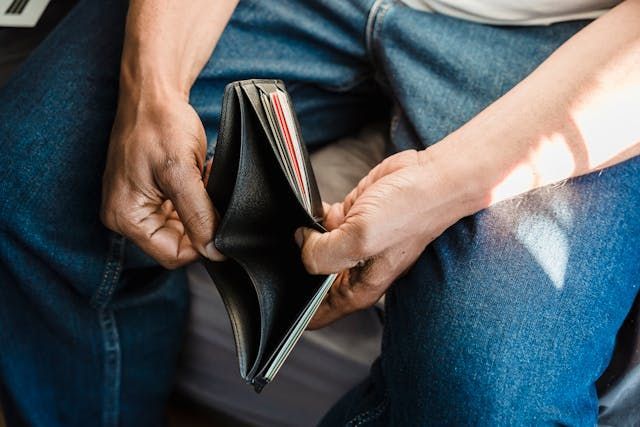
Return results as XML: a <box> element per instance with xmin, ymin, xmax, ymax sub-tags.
<box><xmin>203</xmin><ymin>79</ymin><xmax>338</xmax><ymax>392</ymax></box>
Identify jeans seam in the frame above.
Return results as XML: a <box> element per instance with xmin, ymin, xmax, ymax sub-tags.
<box><xmin>91</xmin><ymin>233</ymin><xmax>125</xmax><ymax>426</ymax></box>
<box><xmin>365</xmin><ymin>0</ymin><xmax>395</xmax><ymax>70</ymax></box>
<box><xmin>345</xmin><ymin>395</ymin><xmax>388</xmax><ymax>427</ymax></box>
<box><xmin>389</xmin><ymin>107</ymin><xmax>401</xmax><ymax>142</ymax></box>
<box><xmin>90</xmin><ymin>234</ymin><xmax>125</xmax><ymax>309</ymax></box>
<box><xmin>99</xmin><ymin>308</ymin><xmax>121</xmax><ymax>427</ymax></box>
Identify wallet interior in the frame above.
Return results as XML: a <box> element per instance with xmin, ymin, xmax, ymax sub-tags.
<box><xmin>204</xmin><ymin>80</ymin><xmax>332</xmax><ymax>391</ymax></box>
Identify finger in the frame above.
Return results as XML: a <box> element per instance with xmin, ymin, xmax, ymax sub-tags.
<box><xmin>308</xmin><ymin>272</ymin><xmax>351</xmax><ymax>329</ymax></box>
<box><xmin>144</xmin><ymin>225</ymin><xmax>200</xmax><ymax>268</ymax></box>
<box><xmin>124</xmin><ymin>209</ymin><xmax>200</xmax><ymax>269</ymax></box>
<box><xmin>308</xmin><ymin>266</ymin><xmax>384</xmax><ymax>329</ymax></box>
<box><xmin>295</xmin><ymin>225</ymin><xmax>366</xmax><ymax>274</ymax></box>
<box><xmin>323</xmin><ymin>202</ymin><xmax>345</xmax><ymax>231</ymax></box>
<box><xmin>160</xmin><ymin>199</ymin><xmax>175</xmax><ymax>216</ymax></box>
<box><xmin>308</xmin><ymin>300</ymin><xmax>342</xmax><ymax>330</ymax></box>
<box><xmin>202</xmin><ymin>157</ymin><xmax>213</xmax><ymax>183</ymax></box>
<box><xmin>343</xmin><ymin>150</ymin><xmax>421</xmax><ymax>212</ymax></box>
<box><xmin>160</xmin><ymin>162</ymin><xmax>223</xmax><ymax>261</ymax></box>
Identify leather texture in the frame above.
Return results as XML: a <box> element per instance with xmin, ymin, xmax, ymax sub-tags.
<box><xmin>203</xmin><ymin>80</ymin><xmax>330</xmax><ymax>392</ymax></box>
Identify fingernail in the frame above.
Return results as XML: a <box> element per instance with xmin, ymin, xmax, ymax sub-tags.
<box><xmin>205</xmin><ymin>242</ymin><xmax>224</xmax><ymax>261</ymax></box>
<box><xmin>294</xmin><ymin>228</ymin><xmax>304</xmax><ymax>247</ymax></box>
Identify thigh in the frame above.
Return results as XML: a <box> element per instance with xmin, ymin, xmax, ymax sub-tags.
<box><xmin>0</xmin><ymin>0</ymin><xmax>126</xmax><ymax>300</ymax></box>
<box><xmin>382</xmin><ymin>157</ymin><xmax>640</xmax><ymax>425</ymax></box>
<box><xmin>0</xmin><ymin>1</ymin><xmax>133</xmax><ymax>425</ymax></box>
<box><xmin>375</xmin><ymin>4</ymin><xmax>590</xmax><ymax>151</ymax></box>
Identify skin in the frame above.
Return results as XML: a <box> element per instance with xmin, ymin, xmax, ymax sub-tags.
<box><xmin>101</xmin><ymin>0</ymin><xmax>238</xmax><ymax>268</ymax></box>
<box><xmin>101</xmin><ymin>0</ymin><xmax>640</xmax><ymax>327</ymax></box>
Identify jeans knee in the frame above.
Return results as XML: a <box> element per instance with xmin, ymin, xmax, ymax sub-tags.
<box><xmin>382</xmin><ymin>328</ymin><xmax>598</xmax><ymax>425</ymax></box>
<box><xmin>380</xmin><ymin>266</ymin><xmax>602</xmax><ymax>425</ymax></box>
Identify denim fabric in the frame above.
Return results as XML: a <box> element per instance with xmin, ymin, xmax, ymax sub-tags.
<box><xmin>0</xmin><ymin>2</ymin><xmax>189</xmax><ymax>426</ymax></box>
<box><xmin>0</xmin><ymin>0</ymin><xmax>638</xmax><ymax>426</ymax></box>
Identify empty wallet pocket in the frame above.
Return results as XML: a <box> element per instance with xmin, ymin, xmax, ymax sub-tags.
<box><xmin>202</xmin><ymin>258</ymin><xmax>260</xmax><ymax>378</ymax></box>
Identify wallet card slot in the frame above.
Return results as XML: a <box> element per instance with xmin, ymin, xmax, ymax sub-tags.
<box><xmin>240</xmin><ymin>81</ymin><xmax>309</xmax><ymax>217</ymax></box>
<box><xmin>245</xmin><ymin>80</ymin><xmax>325</xmax><ymax>222</ymax></box>
<box><xmin>253</xmin><ymin>80</ymin><xmax>325</xmax><ymax>221</ymax></box>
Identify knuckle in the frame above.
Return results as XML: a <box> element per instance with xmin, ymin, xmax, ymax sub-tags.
<box><xmin>301</xmin><ymin>247</ymin><xmax>321</xmax><ymax>275</ymax></box>
<box><xmin>304</xmin><ymin>258</ymin><xmax>321</xmax><ymax>275</ymax></box>
<box><xmin>299</xmin><ymin>233</ymin><xmax>318</xmax><ymax>273</ymax></box>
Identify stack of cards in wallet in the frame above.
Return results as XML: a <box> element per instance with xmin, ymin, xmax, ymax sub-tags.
<box><xmin>260</xmin><ymin>89</ymin><xmax>313</xmax><ymax>215</ymax></box>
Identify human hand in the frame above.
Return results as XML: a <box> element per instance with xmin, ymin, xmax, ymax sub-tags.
<box><xmin>296</xmin><ymin>149</ymin><xmax>470</xmax><ymax>329</ymax></box>
<box><xmin>101</xmin><ymin>90</ymin><xmax>223</xmax><ymax>269</ymax></box>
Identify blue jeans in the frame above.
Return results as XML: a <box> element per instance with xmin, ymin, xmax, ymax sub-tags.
<box><xmin>1</xmin><ymin>0</ymin><xmax>638</xmax><ymax>425</ymax></box>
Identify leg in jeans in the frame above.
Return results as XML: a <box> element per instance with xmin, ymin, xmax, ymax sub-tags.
<box><xmin>322</xmin><ymin>3</ymin><xmax>640</xmax><ymax>426</ymax></box>
<box><xmin>0</xmin><ymin>0</ymin><xmax>381</xmax><ymax>425</ymax></box>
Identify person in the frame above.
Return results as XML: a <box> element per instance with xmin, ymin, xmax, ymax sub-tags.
<box><xmin>0</xmin><ymin>0</ymin><xmax>639</xmax><ymax>425</ymax></box>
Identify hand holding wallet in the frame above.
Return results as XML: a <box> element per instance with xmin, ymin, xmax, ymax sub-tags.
<box><xmin>203</xmin><ymin>79</ymin><xmax>337</xmax><ymax>392</ymax></box>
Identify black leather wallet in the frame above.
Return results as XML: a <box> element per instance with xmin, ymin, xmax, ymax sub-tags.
<box><xmin>203</xmin><ymin>79</ymin><xmax>337</xmax><ymax>392</ymax></box>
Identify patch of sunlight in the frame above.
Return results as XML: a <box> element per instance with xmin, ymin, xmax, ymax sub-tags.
<box><xmin>515</xmin><ymin>213</ymin><xmax>569</xmax><ymax>290</ymax></box>
<box><xmin>549</xmin><ymin>192</ymin><xmax>573</xmax><ymax>229</ymax></box>
<box><xmin>490</xmin><ymin>132</ymin><xmax>576</xmax><ymax>205</ymax></box>
<box><xmin>569</xmin><ymin>42</ymin><xmax>640</xmax><ymax>169</ymax></box>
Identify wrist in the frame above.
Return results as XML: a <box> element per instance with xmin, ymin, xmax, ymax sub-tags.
<box><xmin>119</xmin><ymin>44</ymin><xmax>191</xmax><ymax>105</ymax></box>
<box><xmin>120</xmin><ymin>10</ymin><xmax>198</xmax><ymax>105</ymax></box>
<box><xmin>417</xmin><ymin>139</ymin><xmax>492</xmax><ymax>220</ymax></box>
<box><xmin>117</xmin><ymin>45</ymin><xmax>191</xmax><ymax>126</ymax></box>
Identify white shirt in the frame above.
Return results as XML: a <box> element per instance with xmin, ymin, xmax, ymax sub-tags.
<box><xmin>402</xmin><ymin>0</ymin><xmax>620</xmax><ymax>25</ymax></box>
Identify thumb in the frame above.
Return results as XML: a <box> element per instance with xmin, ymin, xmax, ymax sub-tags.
<box><xmin>323</xmin><ymin>202</ymin><xmax>346</xmax><ymax>231</ymax></box>
<box><xmin>295</xmin><ymin>226</ymin><xmax>362</xmax><ymax>274</ymax></box>
<box><xmin>162</xmin><ymin>164</ymin><xmax>223</xmax><ymax>261</ymax></box>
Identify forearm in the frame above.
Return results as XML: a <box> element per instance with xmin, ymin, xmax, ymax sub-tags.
<box><xmin>120</xmin><ymin>0</ymin><xmax>238</xmax><ymax>102</ymax></box>
<box><xmin>431</xmin><ymin>0</ymin><xmax>640</xmax><ymax>215</ymax></box>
